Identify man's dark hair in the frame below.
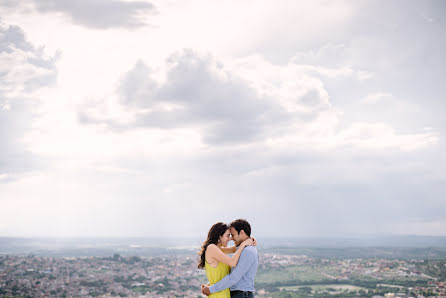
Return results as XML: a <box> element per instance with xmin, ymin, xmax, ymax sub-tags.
<box><xmin>230</xmin><ymin>219</ymin><xmax>251</xmax><ymax>237</ymax></box>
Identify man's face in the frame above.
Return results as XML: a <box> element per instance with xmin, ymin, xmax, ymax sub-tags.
<box><xmin>230</xmin><ymin>227</ymin><xmax>242</xmax><ymax>246</ymax></box>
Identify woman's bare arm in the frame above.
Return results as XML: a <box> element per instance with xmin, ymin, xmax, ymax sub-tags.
<box><xmin>219</xmin><ymin>237</ymin><xmax>257</xmax><ymax>254</ymax></box>
<box><xmin>207</xmin><ymin>238</ymin><xmax>253</xmax><ymax>267</ymax></box>
<box><xmin>220</xmin><ymin>246</ymin><xmax>237</xmax><ymax>254</ymax></box>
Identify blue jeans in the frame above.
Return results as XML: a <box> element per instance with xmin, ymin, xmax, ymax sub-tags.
<box><xmin>230</xmin><ymin>291</ymin><xmax>254</xmax><ymax>298</ymax></box>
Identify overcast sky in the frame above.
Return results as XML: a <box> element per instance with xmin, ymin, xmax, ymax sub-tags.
<box><xmin>1</xmin><ymin>0</ymin><xmax>445</xmax><ymax>238</ymax></box>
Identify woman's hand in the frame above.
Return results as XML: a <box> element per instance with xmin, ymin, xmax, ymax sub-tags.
<box><xmin>241</xmin><ymin>238</ymin><xmax>254</xmax><ymax>247</ymax></box>
<box><xmin>251</xmin><ymin>236</ymin><xmax>257</xmax><ymax>246</ymax></box>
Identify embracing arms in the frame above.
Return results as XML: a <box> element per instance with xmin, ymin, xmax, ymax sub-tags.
<box><xmin>206</xmin><ymin>238</ymin><xmax>253</xmax><ymax>267</ymax></box>
<box><xmin>219</xmin><ymin>237</ymin><xmax>257</xmax><ymax>255</ymax></box>
<box><xmin>203</xmin><ymin>247</ymin><xmax>258</xmax><ymax>294</ymax></box>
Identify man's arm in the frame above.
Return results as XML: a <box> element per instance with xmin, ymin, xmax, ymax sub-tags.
<box><xmin>209</xmin><ymin>249</ymin><xmax>255</xmax><ymax>293</ymax></box>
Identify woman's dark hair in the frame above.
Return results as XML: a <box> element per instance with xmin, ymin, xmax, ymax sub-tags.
<box><xmin>198</xmin><ymin>222</ymin><xmax>229</xmax><ymax>269</ymax></box>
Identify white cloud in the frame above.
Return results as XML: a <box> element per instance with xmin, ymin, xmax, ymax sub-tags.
<box><xmin>3</xmin><ymin>0</ymin><xmax>157</xmax><ymax>30</ymax></box>
<box><xmin>77</xmin><ymin>49</ymin><xmax>438</xmax><ymax>154</ymax></box>
<box><xmin>0</xmin><ymin>24</ymin><xmax>58</xmax><ymax>96</ymax></box>
<box><xmin>338</xmin><ymin>122</ymin><xmax>438</xmax><ymax>152</ymax></box>
<box><xmin>80</xmin><ymin>50</ymin><xmax>278</xmax><ymax>144</ymax></box>
<box><xmin>361</xmin><ymin>92</ymin><xmax>393</xmax><ymax>104</ymax></box>
<box><xmin>0</xmin><ymin>23</ymin><xmax>58</xmax><ymax>177</ymax></box>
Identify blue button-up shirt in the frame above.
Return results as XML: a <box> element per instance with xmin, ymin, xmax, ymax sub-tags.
<box><xmin>209</xmin><ymin>246</ymin><xmax>259</xmax><ymax>293</ymax></box>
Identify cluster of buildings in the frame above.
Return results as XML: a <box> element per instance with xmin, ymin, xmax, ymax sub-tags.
<box><xmin>411</xmin><ymin>280</ymin><xmax>446</xmax><ymax>297</ymax></box>
<box><xmin>259</xmin><ymin>253</ymin><xmax>446</xmax><ymax>297</ymax></box>
<box><xmin>261</xmin><ymin>252</ymin><xmax>437</xmax><ymax>280</ymax></box>
<box><xmin>0</xmin><ymin>254</ymin><xmax>205</xmax><ymax>297</ymax></box>
<box><xmin>382</xmin><ymin>281</ymin><xmax>446</xmax><ymax>298</ymax></box>
<box><xmin>0</xmin><ymin>253</ymin><xmax>445</xmax><ymax>297</ymax></box>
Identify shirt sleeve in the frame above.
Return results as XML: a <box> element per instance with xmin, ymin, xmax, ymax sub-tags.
<box><xmin>209</xmin><ymin>249</ymin><xmax>255</xmax><ymax>293</ymax></box>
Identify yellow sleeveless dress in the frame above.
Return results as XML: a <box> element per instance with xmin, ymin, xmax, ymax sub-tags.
<box><xmin>205</xmin><ymin>261</ymin><xmax>231</xmax><ymax>298</ymax></box>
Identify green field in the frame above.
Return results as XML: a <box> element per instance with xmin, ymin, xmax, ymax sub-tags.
<box><xmin>280</xmin><ymin>284</ymin><xmax>368</xmax><ymax>295</ymax></box>
<box><xmin>254</xmin><ymin>260</ymin><xmax>436</xmax><ymax>298</ymax></box>
<box><xmin>256</xmin><ymin>265</ymin><xmax>339</xmax><ymax>284</ymax></box>
<box><xmin>282</xmin><ymin>284</ymin><xmax>366</xmax><ymax>291</ymax></box>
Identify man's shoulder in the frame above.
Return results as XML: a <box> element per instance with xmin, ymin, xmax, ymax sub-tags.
<box><xmin>242</xmin><ymin>246</ymin><xmax>258</xmax><ymax>257</ymax></box>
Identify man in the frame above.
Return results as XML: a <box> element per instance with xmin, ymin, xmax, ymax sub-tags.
<box><xmin>201</xmin><ymin>219</ymin><xmax>259</xmax><ymax>298</ymax></box>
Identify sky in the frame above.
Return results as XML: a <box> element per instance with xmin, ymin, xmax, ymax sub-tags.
<box><xmin>0</xmin><ymin>0</ymin><xmax>445</xmax><ymax>238</ymax></box>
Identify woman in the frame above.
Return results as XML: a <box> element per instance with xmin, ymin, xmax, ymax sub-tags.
<box><xmin>198</xmin><ymin>222</ymin><xmax>255</xmax><ymax>297</ymax></box>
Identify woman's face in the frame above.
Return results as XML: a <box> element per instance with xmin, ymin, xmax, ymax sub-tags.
<box><xmin>219</xmin><ymin>229</ymin><xmax>232</xmax><ymax>247</ymax></box>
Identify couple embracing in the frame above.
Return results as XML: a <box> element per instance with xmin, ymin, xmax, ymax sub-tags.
<box><xmin>198</xmin><ymin>219</ymin><xmax>259</xmax><ymax>298</ymax></box>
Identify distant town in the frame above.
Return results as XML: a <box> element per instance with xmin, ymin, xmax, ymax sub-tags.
<box><xmin>1</xmin><ymin>247</ymin><xmax>446</xmax><ymax>297</ymax></box>
<box><xmin>0</xmin><ymin>254</ymin><xmax>202</xmax><ymax>297</ymax></box>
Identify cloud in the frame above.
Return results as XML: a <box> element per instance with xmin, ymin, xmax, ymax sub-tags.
<box><xmin>80</xmin><ymin>50</ymin><xmax>287</xmax><ymax>144</ymax></box>
<box><xmin>0</xmin><ymin>0</ymin><xmax>34</xmax><ymax>14</ymax></box>
<box><xmin>32</xmin><ymin>0</ymin><xmax>156</xmax><ymax>29</ymax></box>
<box><xmin>79</xmin><ymin>49</ymin><xmax>437</xmax><ymax>152</ymax></box>
<box><xmin>361</xmin><ymin>92</ymin><xmax>393</xmax><ymax>104</ymax></box>
<box><xmin>0</xmin><ymin>1</ymin><xmax>445</xmax><ymax>237</ymax></box>
<box><xmin>0</xmin><ymin>23</ymin><xmax>58</xmax><ymax>178</ymax></box>
<box><xmin>292</xmin><ymin>43</ymin><xmax>353</xmax><ymax>67</ymax></box>
<box><xmin>80</xmin><ymin>50</ymin><xmax>342</xmax><ymax>145</ymax></box>
<box><xmin>290</xmin><ymin>44</ymin><xmax>376</xmax><ymax>82</ymax></box>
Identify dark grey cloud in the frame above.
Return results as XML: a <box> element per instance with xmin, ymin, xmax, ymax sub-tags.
<box><xmin>0</xmin><ymin>23</ymin><xmax>58</xmax><ymax>179</ymax></box>
<box><xmin>32</xmin><ymin>0</ymin><xmax>156</xmax><ymax>29</ymax></box>
<box><xmin>81</xmin><ymin>49</ymin><xmax>328</xmax><ymax>144</ymax></box>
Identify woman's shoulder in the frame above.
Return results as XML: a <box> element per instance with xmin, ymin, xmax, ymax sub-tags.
<box><xmin>206</xmin><ymin>243</ymin><xmax>218</xmax><ymax>251</ymax></box>
<box><xmin>206</xmin><ymin>244</ymin><xmax>222</xmax><ymax>258</ymax></box>
<box><xmin>205</xmin><ymin>244</ymin><xmax>220</xmax><ymax>265</ymax></box>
